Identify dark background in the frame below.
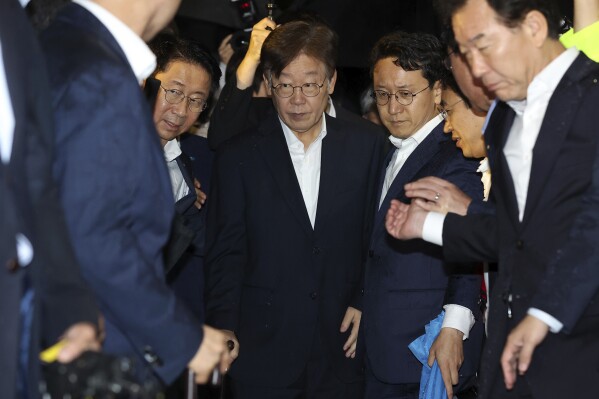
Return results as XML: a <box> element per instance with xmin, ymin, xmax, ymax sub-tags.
<box><xmin>176</xmin><ymin>0</ymin><xmax>573</xmax><ymax>113</ymax></box>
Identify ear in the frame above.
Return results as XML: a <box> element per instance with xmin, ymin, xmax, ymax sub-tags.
<box><xmin>432</xmin><ymin>80</ymin><xmax>442</xmax><ymax>105</ymax></box>
<box><xmin>327</xmin><ymin>69</ymin><xmax>338</xmax><ymax>95</ymax></box>
<box><xmin>522</xmin><ymin>10</ymin><xmax>548</xmax><ymax>48</ymax></box>
<box><xmin>263</xmin><ymin>73</ymin><xmax>273</xmax><ymax>96</ymax></box>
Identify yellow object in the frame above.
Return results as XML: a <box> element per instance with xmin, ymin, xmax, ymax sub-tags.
<box><xmin>560</xmin><ymin>21</ymin><xmax>599</xmax><ymax>62</ymax></box>
<box><xmin>39</xmin><ymin>340</ymin><xmax>67</xmax><ymax>363</ymax></box>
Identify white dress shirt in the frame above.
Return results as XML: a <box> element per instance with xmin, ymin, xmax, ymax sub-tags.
<box><xmin>73</xmin><ymin>0</ymin><xmax>156</xmax><ymax>84</ymax></box>
<box><xmin>0</xmin><ymin>41</ymin><xmax>15</xmax><ymax>164</ymax></box>
<box><xmin>281</xmin><ymin>115</ymin><xmax>327</xmax><ymax>228</ymax></box>
<box><xmin>423</xmin><ymin>47</ymin><xmax>580</xmax><ymax>333</ymax></box>
<box><xmin>379</xmin><ymin>114</ymin><xmax>444</xmax><ymax>208</ymax></box>
<box><xmin>163</xmin><ymin>139</ymin><xmax>190</xmax><ymax>202</ymax></box>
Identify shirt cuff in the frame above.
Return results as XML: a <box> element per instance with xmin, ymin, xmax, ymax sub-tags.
<box><xmin>422</xmin><ymin>211</ymin><xmax>445</xmax><ymax>246</ymax></box>
<box><xmin>528</xmin><ymin>308</ymin><xmax>563</xmax><ymax>333</ymax></box>
<box><xmin>442</xmin><ymin>304</ymin><xmax>475</xmax><ymax>340</ymax></box>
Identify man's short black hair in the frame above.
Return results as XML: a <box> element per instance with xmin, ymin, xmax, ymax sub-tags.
<box><xmin>149</xmin><ymin>32</ymin><xmax>221</xmax><ymax>122</ymax></box>
<box><xmin>261</xmin><ymin>20</ymin><xmax>338</xmax><ymax>80</ymax></box>
<box><xmin>434</xmin><ymin>0</ymin><xmax>562</xmax><ymax>39</ymax></box>
<box><xmin>149</xmin><ymin>32</ymin><xmax>221</xmax><ymax>98</ymax></box>
<box><xmin>369</xmin><ymin>31</ymin><xmax>448</xmax><ymax>88</ymax></box>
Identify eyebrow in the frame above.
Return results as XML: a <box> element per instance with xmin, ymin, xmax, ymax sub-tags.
<box><xmin>467</xmin><ymin>33</ymin><xmax>486</xmax><ymax>44</ymax></box>
<box><xmin>279</xmin><ymin>70</ymin><xmax>320</xmax><ymax>79</ymax></box>
<box><xmin>167</xmin><ymin>80</ymin><xmax>207</xmax><ymax>97</ymax></box>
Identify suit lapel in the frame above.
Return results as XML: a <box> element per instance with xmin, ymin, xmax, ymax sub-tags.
<box><xmin>176</xmin><ymin>152</ymin><xmax>195</xmax><ymax>190</ymax></box>
<box><xmin>523</xmin><ymin>54</ymin><xmax>594</xmax><ymax>227</ymax></box>
<box><xmin>313</xmin><ymin>116</ymin><xmax>345</xmax><ymax>232</ymax></box>
<box><xmin>486</xmin><ymin>102</ymin><xmax>520</xmax><ymax>229</ymax></box>
<box><xmin>256</xmin><ymin>114</ymin><xmax>314</xmax><ymax>237</ymax></box>
<box><xmin>373</xmin><ymin>122</ymin><xmax>444</xmax><ymax>234</ymax></box>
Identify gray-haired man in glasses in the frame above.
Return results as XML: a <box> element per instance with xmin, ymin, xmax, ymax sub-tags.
<box><xmin>362</xmin><ymin>30</ymin><xmax>484</xmax><ymax>399</ymax></box>
<box><xmin>204</xmin><ymin>20</ymin><xmax>385</xmax><ymax>399</ymax></box>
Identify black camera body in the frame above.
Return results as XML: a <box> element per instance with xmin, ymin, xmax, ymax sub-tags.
<box><xmin>40</xmin><ymin>351</ymin><xmax>164</xmax><ymax>398</ymax></box>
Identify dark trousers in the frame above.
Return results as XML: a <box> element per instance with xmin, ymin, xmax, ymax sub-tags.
<box><xmin>364</xmin><ymin>355</ymin><xmax>419</xmax><ymax>399</ymax></box>
<box><xmin>231</xmin><ymin>330</ymin><xmax>363</xmax><ymax>399</ymax></box>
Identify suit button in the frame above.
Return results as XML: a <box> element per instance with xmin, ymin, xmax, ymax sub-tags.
<box><xmin>5</xmin><ymin>258</ymin><xmax>19</xmax><ymax>273</ymax></box>
<box><xmin>143</xmin><ymin>346</ymin><xmax>163</xmax><ymax>367</ymax></box>
<box><xmin>310</xmin><ymin>291</ymin><xmax>317</xmax><ymax>300</ymax></box>
<box><xmin>516</xmin><ymin>240</ymin><xmax>524</xmax><ymax>250</ymax></box>
<box><xmin>368</xmin><ymin>250</ymin><xmax>374</xmax><ymax>258</ymax></box>
<box><xmin>312</xmin><ymin>247</ymin><xmax>320</xmax><ymax>255</ymax></box>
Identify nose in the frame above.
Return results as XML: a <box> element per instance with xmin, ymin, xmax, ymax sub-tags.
<box><xmin>469</xmin><ymin>51</ymin><xmax>489</xmax><ymax>80</ymax></box>
<box><xmin>171</xmin><ymin>98</ymin><xmax>189</xmax><ymax>117</ymax></box>
<box><xmin>289</xmin><ymin>88</ymin><xmax>306</xmax><ymax>105</ymax></box>
<box><xmin>387</xmin><ymin>96</ymin><xmax>404</xmax><ymax>115</ymax></box>
<box><xmin>443</xmin><ymin>118</ymin><xmax>453</xmax><ymax>134</ymax></box>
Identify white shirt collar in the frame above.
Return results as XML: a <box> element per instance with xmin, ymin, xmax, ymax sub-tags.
<box><xmin>163</xmin><ymin>139</ymin><xmax>182</xmax><ymax>162</ymax></box>
<box><xmin>281</xmin><ymin>114</ymin><xmax>328</xmax><ymax>151</ymax></box>
<box><xmin>507</xmin><ymin>47</ymin><xmax>579</xmax><ymax>115</ymax></box>
<box><xmin>388</xmin><ymin>113</ymin><xmax>443</xmax><ymax>149</ymax></box>
<box><xmin>326</xmin><ymin>97</ymin><xmax>336</xmax><ymax>118</ymax></box>
<box><xmin>72</xmin><ymin>0</ymin><xmax>156</xmax><ymax>84</ymax></box>
<box><xmin>477</xmin><ymin>157</ymin><xmax>489</xmax><ymax>173</ymax></box>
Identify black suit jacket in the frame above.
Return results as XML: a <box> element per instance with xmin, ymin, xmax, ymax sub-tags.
<box><xmin>0</xmin><ymin>1</ymin><xmax>98</xmax><ymax>397</ymax></box>
<box><xmin>206</xmin><ymin>111</ymin><xmax>384</xmax><ymax>386</ymax></box>
<box><xmin>443</xmin><ymin>53</ymin><xmax>599</xmax><ymax>398</ymax></box>
<box><xmin>363</xmin><ymin>122</ymin><xmax>484</xmax><ymax>386</ymax></box>
<box><xmin>40</xmin><ymin>3</ymin><xmax>203</xmax><ymax>383</ymax></box>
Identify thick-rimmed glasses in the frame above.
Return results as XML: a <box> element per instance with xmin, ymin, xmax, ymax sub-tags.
<box><xmin>160</xmin><ymin>86</ymin><xmax>207</xmax><ymax>113</ymax></box>
<box><xmin>439</xmin><ymin>98</ymin><xmax>464</xmax><ymax>119</ymax></box>
<box><xmin>270</xmin><ymin>78</ymin><xmax>327</xmax><ymax>98</ymax></box>
<box><xmin>371</xmin><ymin>85</ymin><xmax>430</xmax><ymax>106</ymax></box>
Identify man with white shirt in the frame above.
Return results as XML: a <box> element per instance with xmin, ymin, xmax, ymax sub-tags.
<box><xmin>147</xmin><ymin>33</ymin><xmax>220</xmax><ymax>320</ymax></box>
<box><xmin>362</xmin><ymin>31</ymin><xmax>483</xmax><ymax>399</ymax></box>
<box><xmin>39</xmin><ymin>0</ymin><xmax>229</xmax><ymax>386</ymax></box>
<box><xmin>205</xmin><ymin>20</ymin><xmax>384</xmax><ymax>398</ymax></box>
<box><xmin>1</xmin><ymin>0</ymin><xmax>101</xmax><ymax>398</ymax></box>
<box><xmin>385</xmin><ymin>0</ymin><xmax>599</xmax><ymax>397</ymax></box>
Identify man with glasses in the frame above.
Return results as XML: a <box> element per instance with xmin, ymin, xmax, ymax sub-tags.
<box><xmin>362</xmin><ymin>31</ymin><xmax>483</xmax><ymax>399</ymax></box>
<box><xmin>205</xmin><ymin>20</ymin><xmax>384</xmax><ymax>398</ymax></box>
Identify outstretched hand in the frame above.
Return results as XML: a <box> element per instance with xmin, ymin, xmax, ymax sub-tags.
<box><xmin>385</xmin><ymin>199</ymin><xmax>427</xmax><ymax>240</ymax></box>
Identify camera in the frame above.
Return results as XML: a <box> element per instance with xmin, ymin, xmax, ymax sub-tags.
<box><xmin>40</xmin><ymin>351</ymin><xmax>164</xmax><ymax>398</ymax></box>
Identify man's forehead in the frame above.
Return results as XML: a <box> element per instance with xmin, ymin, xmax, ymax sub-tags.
<box><xmin>452</xmin><ymin>0</ymin><xmax>497</xmax><ymax>45</ymax></box>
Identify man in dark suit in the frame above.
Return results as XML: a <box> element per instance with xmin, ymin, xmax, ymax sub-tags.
<box><xmin>39</xmin><ymin>0</ymin><xmax>229</xmax><ymax>386</ymax></box>
<box><xmin>363</xmin><ymin>31</ymin><xmax>483</xmax><ymax>399</ymax></box>
<box><xmin>1</xmin><ymin>0</ymin><xmax>100</xmax><ymax>397</ymax></box>
<box><xmin>386</xmin><ymin>0</ymin><xmax>599</xmax><ymax>397</ymax></box>
<box><xmin>147</xmin><ymin>32</ymin><xmax>221</xmax><ymax>321</ymax></box>
<box><xmin>205</xmin><ymin>20</ymin><xmax>384</xmax><ymax>398</ymax></box>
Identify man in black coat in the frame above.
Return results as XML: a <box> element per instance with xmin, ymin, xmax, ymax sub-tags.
<box><xmin>386</xmin><ymin>0</ymin><xmax>599</xmax><ymax>397</ymax></box>
<box><xmin>205</xmin><ymin>20</ymin><xmax>384</xmax><ymax>398</ymax></box>
<box><xmin>0</xmin><ymin>0</ymin><xmax>100</xmax><ymax>397</ymax></box>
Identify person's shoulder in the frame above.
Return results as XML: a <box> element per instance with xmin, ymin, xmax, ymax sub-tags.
<box><xmin>328</xmin><ymin>113</ymin><xmax>387</xmax><ymax>145</ymax></box>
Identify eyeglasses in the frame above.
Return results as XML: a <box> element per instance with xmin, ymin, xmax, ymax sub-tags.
<box><xmin>371</xmin><ymin>85</ymin><xmax>430</xmax><ymax>107</ymax></box>
<box><xmin>160</xmin><ymin>86</ymin><xmax>207</xmax><ymax>113</ymax></box>
<box><xmin>270</xmin><ymin>78</ymin><xmax>327</xmax><ymax>98</ymax></box>
<box><xmin>439</xmin><ymin>98</ymin><xmax>464</xmax><ymax>119</ymax></box>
